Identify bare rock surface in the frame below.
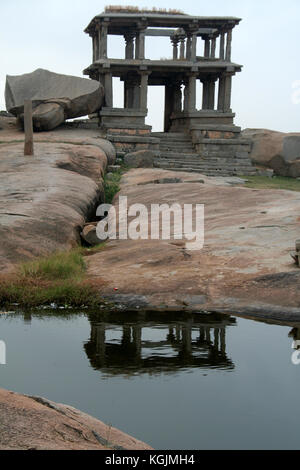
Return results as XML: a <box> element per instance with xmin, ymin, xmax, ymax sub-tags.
<box><xmin>87</xmin><ymin>168</ymin><xmax>300</xmax><ymax>323</ymax></box>
<box><xmin>0</xmin><ymin>388</ymin><xmax>152</xmax><ymax>450</ymax></box>
<box><xmin>0</xmin><ymin>117</ymin><xmax>112</xmax><ymax>271</ymax></box>
<box><xmin>243</xmin><ymin>128</ymin><xmax>300</xmax><ymax>178</ymax></box>
<box><xmin>5</xmin><ymin>69</ymin><xmax>104</xmax><ymax>131</ymax></box>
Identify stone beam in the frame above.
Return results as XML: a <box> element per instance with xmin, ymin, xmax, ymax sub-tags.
<box><xmin>145</xmin><ymin>28</ymin><xmax>176</xmax><ymax>37</ymax></box>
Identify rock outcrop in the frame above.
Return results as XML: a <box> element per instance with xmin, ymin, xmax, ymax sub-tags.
<box><xmin>87</xmin><ymin>168</ymin><xmax>300</xmax><ymax>323</ymax></box>
<box><xmin>5</xmin><ymin>69</ymin><xmax>104</xmax><ymax>131</ymax></box>
<box><xmin>0</xmin><ymin>389</ymin><xmax>152</xmax><ymax>450</ymax></box>
<box><xmin>243</xmin><ymin>128</ymin><xmax>300</xmax><ymax>178</ymax></box>
<box><xmin>0</xmin><ymin>117</ymin><xmax>115</xmax><ymax>271</ymax></box>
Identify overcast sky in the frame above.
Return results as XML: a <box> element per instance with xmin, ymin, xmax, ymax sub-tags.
<box><xmin>1</xmin><ymin>0</ymin><xmax>300</xmax><ymax>132</ymax></box>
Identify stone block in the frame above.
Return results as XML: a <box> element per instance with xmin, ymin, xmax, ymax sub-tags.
<box><xmin>124</xmin><ymin>150</ymin><xmax>156</xmax><ymax>168</ymax></box>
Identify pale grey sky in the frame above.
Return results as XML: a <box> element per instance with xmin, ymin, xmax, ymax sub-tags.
<box><xmin>1</xmin><ymin>0</ymin><xmax>300</xmax><ymax>132</ymax></box>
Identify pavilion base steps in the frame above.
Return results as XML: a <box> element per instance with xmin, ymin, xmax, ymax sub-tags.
<box><xmin>153</xmin><ymin>132</ymin><xmax>256</xmax><ymax>176</ymax></box>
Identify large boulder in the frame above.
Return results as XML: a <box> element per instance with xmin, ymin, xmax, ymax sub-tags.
<box><xmin>242</xmin><ymin>129</ymin><xmax>300</xmax><ymax>178</ymax></box>
<box><xmin>124</xmin><ymin>149</ymin><xmax>156</xmax><ymax>168</ymax></box>
<box><xmin>0</xmin><ymin>389</ymin><xmax>152</xmax><ymax>450</ymax></box>
<box><xmin>5</xmin><ymin>69</ymin><xmax>104</xmax><ymax>131</ymax></box>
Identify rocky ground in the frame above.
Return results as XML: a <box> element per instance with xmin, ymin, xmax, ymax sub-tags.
<box><xmin>0</xmin><ymin>117</ymin><xmax>114</xmax><ymax>271</ymax></box>
<box><xmin>87</xmin><ymin>168</ymin><xmax>300</xmax><ymax>324</ymax></box>
<box><xmin>0</xmin><ymin>389</ymin><xmax>151</xmax><ymax>450</ymax></box>
<box><xmin>1</xmin><ymin>116</ymin><xmax>300</xmax><ymax>323</ymax></box>
<box><xmin>1</xmin><ymin>116</ymin><xmax>300</xmax><ymax>449</ymax></box>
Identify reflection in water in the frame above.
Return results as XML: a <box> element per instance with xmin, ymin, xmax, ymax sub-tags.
<box><xmin>289</xmin><ymin>328</ymin><xmax>300</xmax><ymax>350</ymax></box>
<box><xmin>84</xmin><ymin>313</ymin><xmax>236</xmax><ymax>376</ymax></box>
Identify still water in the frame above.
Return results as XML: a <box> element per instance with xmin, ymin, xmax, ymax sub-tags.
<box><xmin>0</xmin><ymin>310</ymin><xmax>300</xmax><ymax>450</ymax></box>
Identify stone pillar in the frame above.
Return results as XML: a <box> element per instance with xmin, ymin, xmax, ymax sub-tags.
<box><xmin>191</xmin><ymin>33</ymin><xmax>197</xmax><ymax>62</ymax></box>
<box><xmin>164</xmin><ymin>82</ymin><xmax>174</xmax><ymax>132</ymax></box>
<box><xmin>99</xmin><ymin>23</ymin><xmax>108</xmax><ymax>59</ymax></box>
<box><xmin>186</xmin><ymin>35</ymin><xmax>192</xmax><ymax>60</ymax></box>
<box><xmin>188</xmin><ymin>73</ymin><xmax>197</xmax><ymax>111</ymax></box>
<box><xmin>171</xmin><ymin>36</ymin><xmax>179</xmax><ymax>60</ymax></box>
<box><xmin>208</xmin><ymin>78</ymin><xmax>216</xmax><ymax>110</ymax></box>
<box><xmin>95</xmin><ymin>324</ymin><xmax>106</xmax><ymax>365</ymax></box>
<box><xmin>139</xmin><ymin>30</ymin><xmax>146</xmax><ymax>59</ymax></box>
<box><xmin>224</xmin><ymin>73</ymin><xmax>233</xmax><ymax>111</ymax></box>
<box><xmin>135</xmin><ymin>29</ymin><xmax>146</xmax><ymax>59</ymax></box>
<box><xmin>139</xmin><ymin>72</ymin><xmax>150</xmax><ymax>110</ymax></box>
<box><xmin>125</xmin><ymin>33</ymin><xmax>135</xmax><ymax>59</ymax></box>
<box><xmin>220</xmin><ymin>328</ymin><xmax>226</xmax><ymax>355</ymax></box>
<box><xmin>211</xmin><ymin>37</ymin><xmax>217</xmax><ymax>58</ymax></box>
<box><xmin>226</xmin><ymin>29</ymin><xmax>232</xmax><ymax>62</ymax></box>
<box><xmin>124</xmin><ymin>79</ymin><xmax>134</xmax><ymax>108</ymax></box>
<box><xmin>135</xmin><ymin>33</ymin><xmax>140</xmax><ymax>60</ymax></box>
<box><xmin>179</xmin><ymin>36</ymin><xmax>185</xmax><ymax>60</ymax></box>
<box><xmin>183</xmin><ymin>79</ymin><xmax>189</xmax><ymax>112</ymax></box>
<box><xmin>201</xmin><ymin>78</ymin><xmax>210</xmax><ymax>110</ymax></box>
<box><xmin>104</xmin><ymin>71</ymin><xmax>113</xmax><ymax>107</ymax></box>
<box><xmin>217</xmin><ymin>75</ymin><xmax>226</xmax><ymax>111</ymax></box>
<box><xmin>219</xmin><ymin>31</ymin><xmax>225</xmax><ymax>60</ymax></box>
<box><xmin>173</xmin><ymin>81</ymin><xmax>182</xmax><ymax>113</ymax></box>
<box><xmin>204</xmin><ymin>38</ymin><xmax>211</xmax><ymax>58</ymax></box>
<box><xmin>132</xmin><ymin>326</ymin><xmax>142</xmax><ymax>357</ymax></box>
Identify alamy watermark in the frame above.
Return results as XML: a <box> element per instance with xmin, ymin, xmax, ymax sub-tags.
<box><xmin>96</xmin><ymin>196</ymin><xmax>205</xmax><ymax>251</ymax></box>
<box><xmin>0</xmin><ymin>341</ymin><xmax>6</xmax><ymax>365</ymax></box>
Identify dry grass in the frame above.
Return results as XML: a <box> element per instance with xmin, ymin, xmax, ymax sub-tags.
<box><xmin>104</xmin><ymin>5</ymin><xmax>185</xmax><ymax>15</ymax></box>
<box><xmin>241</xmin><ymin>175</ymin><xmax>300</xmax><ymax>192</ymax></box>
<box><xmin>0</xmin><ymin>247</ymin><xmax>108</xmax><ymax>308</ymax></box>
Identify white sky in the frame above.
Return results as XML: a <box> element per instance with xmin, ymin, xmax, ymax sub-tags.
<box><xmin>1</xmin><ymin>0</ymin><xmax>300</xmax><ymax>132</ymax></box>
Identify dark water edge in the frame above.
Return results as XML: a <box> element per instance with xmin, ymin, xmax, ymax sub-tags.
<box><xmin>0</xmin><ymin>309</ymin><xmax>300</xmax><ymax>450</ymax></box>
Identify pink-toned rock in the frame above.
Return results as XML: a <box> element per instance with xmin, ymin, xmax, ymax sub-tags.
<box><xmin>87</xmin><ymin>168</ymin><xmax>300</xmax><ymax>323</ymax></box>
<box><xmin>0</xmin><ymin>389</ymin><xmax>152</xmax><ymax>450</ymax></box>
<box><xmin>0</xmin><ymin>118</ymin><xmax>113</xmax><ymax>271</ymax></box>
<box><xmin>243</xmin><ymin>128</ymin><xmax>300</xmax><ymax>177</ymax></box>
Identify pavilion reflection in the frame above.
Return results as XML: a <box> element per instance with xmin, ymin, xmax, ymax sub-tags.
<box><xmin>84</xmin><ymin>313</ymin><xmax>236</xmax><ymax>376</ymax></box>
